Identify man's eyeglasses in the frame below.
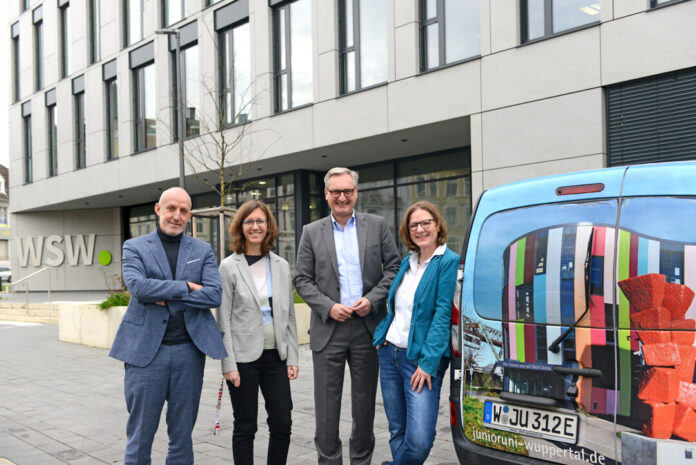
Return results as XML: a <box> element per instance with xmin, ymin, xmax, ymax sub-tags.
<box><xmin>242</xmin><ymin>219</ymin><xmax>268</xmax><ymax>226</ymax></box>
<box><xmin>408</xmin><ymin>219</ymin><xmax>435</xmax><ymax>231</ymax></box>
<box><xmin>327</xmin><ymin>188</ymin><xmax>356</xmax><ymax>199</ymax></box>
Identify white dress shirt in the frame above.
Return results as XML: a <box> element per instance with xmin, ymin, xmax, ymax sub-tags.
<box><xmin>386</xmin><ymin>244</ymin><xmax>447</xmax><ymax>348</ymax></box>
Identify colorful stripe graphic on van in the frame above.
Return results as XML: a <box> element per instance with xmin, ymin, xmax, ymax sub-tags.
<box><xmin>502</xmin><ymin>225</ymin><xmax>696</xmax><ymax>418</ymax></box>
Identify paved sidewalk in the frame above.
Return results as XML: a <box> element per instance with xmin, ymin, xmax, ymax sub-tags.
<box><xmin>0</xmin><ymin>323</ymin><xmax>460</xmax><ymax>464</ymax></box>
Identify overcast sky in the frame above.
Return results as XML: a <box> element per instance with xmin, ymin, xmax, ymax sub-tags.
<box><xmin>0</xmin><ymin>8</ymin><xmax>9</xmax><ymax>168</ymax></box>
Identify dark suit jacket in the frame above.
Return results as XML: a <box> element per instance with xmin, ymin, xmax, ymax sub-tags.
<box><xmin>294</xmin><ymin>212</ymin><xmax>401</xmax><ymax>351</ymax></box>
<box><xmin>109</xmin><ymin>231</ymin><xmax>227</xmax><ymax>367</ymax></box>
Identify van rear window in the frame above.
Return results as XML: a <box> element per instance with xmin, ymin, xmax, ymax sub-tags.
<box><xmin>473</xmin><ymin>199</ymin><xmax>618</xmax><ymax>324</ymax></box>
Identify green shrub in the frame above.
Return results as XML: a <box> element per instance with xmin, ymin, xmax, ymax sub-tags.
<box><xmin>100</xmin><ymin>291</ymin><xmax>131</xmax><ymax>310</ymax></box>
<box><xmin>293</xmin><ymin>288</ymin><xmax>305</xmax><ymax>304</ymax></box>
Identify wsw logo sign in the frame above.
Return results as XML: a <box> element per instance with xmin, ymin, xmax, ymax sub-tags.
<box><xmin>16</xmin><ymin>234</ymin><xmax>97</xmax><ymax>267</ymax></box>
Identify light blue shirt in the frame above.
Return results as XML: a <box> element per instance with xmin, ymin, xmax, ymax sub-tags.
<box><xmin>332</xmin><ymin>212</ymin><xmax>363</xmax><ymax>307</ymax></box>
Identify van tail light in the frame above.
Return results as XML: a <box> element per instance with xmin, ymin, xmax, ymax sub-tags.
<box><xmin>450</xmin><ymin>401</ymin><xmax>457</xmax><ymax>426</ymax></box>
<box><xmin>556</xmin><ymin>183</ymin><xmax>604</xmax><ymax>196</ymax></box>
<box><xmin>451</xmin><ymin>269</ymin><xmax>463</xmax><ymax>358</ymax></box>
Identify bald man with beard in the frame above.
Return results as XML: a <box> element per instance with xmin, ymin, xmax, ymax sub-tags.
<box><xmin>110</xmin><ymin>187</ymin><xmax>227</xmax><ymax>465</ymax></box>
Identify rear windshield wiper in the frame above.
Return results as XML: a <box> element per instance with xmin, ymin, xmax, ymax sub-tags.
<box><xmin>548</xmin><ymin>229</ymin><xmax>594</xmax><ymax>354</ymax></box>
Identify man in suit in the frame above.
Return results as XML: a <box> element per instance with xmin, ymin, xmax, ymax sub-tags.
<box><xmin>295</xmin><ymin>167</ymin><xmax>401</xmax><ymax>465</ymax></box>
<box><xmin>109</xmin><ymin>187</ymin><xmax>226</xmax><ymax>465</ymax></box>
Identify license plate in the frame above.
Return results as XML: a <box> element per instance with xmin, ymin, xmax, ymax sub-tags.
<box><xmin>483</xmin><ymin>401</ymin><xmax>578</xmax><ymax>444</ymax></box>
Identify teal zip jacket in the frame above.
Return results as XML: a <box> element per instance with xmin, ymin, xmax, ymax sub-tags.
<box><xmin>372</xmin><ymin>247</ymin><xmax>459</xmax><ymax>376</ymax></box>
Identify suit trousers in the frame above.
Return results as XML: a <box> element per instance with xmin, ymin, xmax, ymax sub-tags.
<box><xmin>124</xmin><ymin>341</ymin><xmax>205</xmax><ymax>465</ymax></box>
<box><xmin>313</xmin><ymin>317</ymin><xmax>379</xmax><ymax>465</ymax></box>
<box><xmin>227</xmin><ymin>349</ymin><xmax>293</xmax><ymax>465</ymax></box>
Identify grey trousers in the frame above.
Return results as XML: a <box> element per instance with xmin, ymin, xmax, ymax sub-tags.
<box><xmin>312</xmin><ymin>317</ymin><xmax>379</xmax><ymax>465</ymax></box>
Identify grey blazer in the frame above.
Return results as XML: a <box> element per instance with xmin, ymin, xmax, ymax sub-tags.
<box><xmin>294</xmin><ymin>212</ymin><xmax>401</xmax><ymax>352</ymax></box>
<box><xmin>216</xmin><ymin>251</ymin><xmax>299</xmax><ymax>373</ymax></box>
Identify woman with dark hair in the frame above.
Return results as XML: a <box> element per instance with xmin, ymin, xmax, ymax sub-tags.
<box><xmin>373</xmin><ymin>201</ymin><xmax>459</xmax><ymax>465</ymax></box>
<box><xmin>217</xmin><ymin>199</ymin><xmax>299</xmax><ymax>465</ymax></box>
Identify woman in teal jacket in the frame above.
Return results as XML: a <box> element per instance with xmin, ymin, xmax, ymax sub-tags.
<box><xmin>373</xmin><ymin>201</ymin><xmax>459</xmax><ymax>465</ymax></box>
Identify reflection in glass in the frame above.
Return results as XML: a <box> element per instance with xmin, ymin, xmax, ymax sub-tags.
<box><xmin>233</xmin><ymin>23</ymin><xmax>251</xmax><ymax>124</ymax></box>
<box><xmin>357</xmin><ymin>162</ymin><xmax>393</xmax><ymax>190</ymax></box>
<box><xmin>60</xmin><ymin>5</ymin><xmax>71</xmax><ymax>77</ymax></box>
<box><xmin>127</xmin><ymin>0</ymin><xmax>143</xmax><ymax>46</ymax></box>
<box><xmin>473</xmin><ymin>200</ymin><xmax>618</xmax><ymax>321</ymax></box>
<box><xmin>425</xmin><ymin>24</ymin><xmax>439</xmax><ymax>69</ymax></box>
<box><xmin>425</xmin><ymin>0</ymin><xmax>437</xmax><ymax>19</ymax></box>
<box><xmin>525</xmin><ymin>0</ymin><xmax>544</xmax><ymax>41</ymax></box>
<box><xmin>356</xmin><ymin>188</ymin><xmax>396</xmax><ymax>239</ymax></box>
<box><xmin>75</xmin><ymin>92</ymin><xmax>86</xmax><ymax>169</ymax></box>
<box><xmin>397</xmin><ymin>149</ymin><xmax>470</xmax><ymax>183</ymax></box>
<box><xmin>359</xmin><ymin>0</ymin><xmax>387</xmax><ymax>88</ymax></box>
<box><xmin>278</xmin><ymin>197</ymin><xmax>296</xmax><ymax>270</ymax></box>
<box><xmin>164</xmin><ymin>0</ymin><xmax>184</xmax><ymax>27</ymax></box>
<box><xmin>34</xmin><ymin>20</ymin><xmax>43</xmax><ymax>90</ymax></box>
<box><xmin>106</xmin><ymin>79</ymin><xmax>119</xmax><ymax>159</ymax></box>
<box><xmin>444</xmin><ymin>0</ymin><xmax>480</xmax><ymax>62</ymax></box>
<box><xmin>183</xmin><ymin>45</ymin><xmax>200</xmax><ymax>137</ymax></box>
<box><xmin>24</xmin><ymin>115</ymin><xmax>32</xmax><ymax>183</ymax></box>
<box><xmin>134</xmin><ymin>63</ymin><xmax>156</xmax><ymax>151</ymax></box>
<box><xmin>552</xmin><ymin>0</ymin><xmax>600</xmax><ymax>33</ymax></box>
<box><xmin>290</xmin><ymin>0</ymin><xmax>313</xmax><ymax>108</ymax></box>
<box><xmin>48</xmin><ymin>105</ymin><xmax>58</xmax><ymax>176</ymax></box>
<box><xmin>396</xmin><ymin>179</ymin><xmax>470</xmax><ymax>256</ymax></box>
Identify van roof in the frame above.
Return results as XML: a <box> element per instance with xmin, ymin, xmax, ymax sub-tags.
<box><xmin>480</xmin><ymin>160</ymin><xmax>696</xmax><ymax>213</ymax></box>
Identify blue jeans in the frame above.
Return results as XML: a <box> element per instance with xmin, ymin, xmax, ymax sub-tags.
<box><xmin>377</xmin><ymin>344</ymin><xmax>448</xmax><ymax>465</ymax></box>
<box><xmin>124</xmin><ymin>342</ymin><xmax>205</xmax><ymax>465</ymax></box>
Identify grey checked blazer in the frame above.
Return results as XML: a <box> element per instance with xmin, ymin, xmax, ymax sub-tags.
<box><xmin>216</xmin><ymin>251</ymin><xmax>299</xmax><ymax>373</ymax></box>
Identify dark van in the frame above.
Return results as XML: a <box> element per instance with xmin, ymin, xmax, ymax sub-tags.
<box><xmin>450</xmin><ymin>161</ymin><xmax>696</xmax><ymax>464</ymax></box>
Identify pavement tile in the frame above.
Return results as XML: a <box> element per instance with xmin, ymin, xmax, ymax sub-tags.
<box><xmin>1</xmin><ymin>323</ymin><xmax>459</xmax><ymax>464</ymax></box>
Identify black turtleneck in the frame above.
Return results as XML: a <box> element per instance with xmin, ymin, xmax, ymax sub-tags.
<box><xmin>157</xmin><ymin>226</ymin><xmax>192</xmax><ymax>345</ymax></box>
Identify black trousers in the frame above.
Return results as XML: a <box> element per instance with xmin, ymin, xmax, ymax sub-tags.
<box><xmin>227</xmin><ymin>349</ymin><xmax>293</xmax><ymax>465</ymax></box>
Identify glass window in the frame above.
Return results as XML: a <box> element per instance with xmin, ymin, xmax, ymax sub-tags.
<box><xmin>220</xmin><ymin>21</ymin><xmax>251</xmax><ymax>126</ymax></box>
<box><xmin>24</xmin><ymin>114</ymin><xmax>32</xmax><ymax>183</ymax></box>
<box><xmin>651</xmin><ymin>0</ymin><xmax>686</xmax><ymax>6</ymax></box>
<box><xmin>420</xmin><ymin>0</ymin><xmax>480</xmax><ymax>72</ymax></box>
<box><xmin>163</xmin><ymin>0</ymin><xmax>185</xmax><ymax>27</ymax></box>
<box><xmin>0</xmin><ymin>208</ymin><xmax>7</xmax><ymax>225</ymax></box>
<box><xmin>174</xmin><ymin>44</ymin><xmax>200</xmax><ymax>138</ymax></box>
<box><xmin>60</xmin><ymin>4</ymin><xmax>70</xmax><ymax>77</ymax></box>
<box><xmin>339</xmin><ymin>0</ymin><xmax>387</xmax><ymax>94</ymax></box>
<box><xmin>47</xmin><ymin>103</ymin><xmax>58</xmax><ymax>176</ymax></box>
<box><xmin>12</xmin><ymin>33</ymin><xmax>19</xmax><ymax>102</ymax></box>
<box><xmin>128</xmin><ymin>204</ymin><xmax>157</xmax><ymax>239</ymax></box>
<box><xmin>125</xmin><ymin>0</ymin><xmax>143</xmax><ymax>47</ymax></box>
<box><xmin>397</xmin><ymin>149</ymin><xmax>469</xmax><ymax>183</ymax></box>
<box><xmin>273</xmin><ymin>0</ymin><xmax>313</xmax><ymax>112</ymax></box>
<box><xmin>89</xmin><ymin>0</ymin><xmax>101</xmax><ymax>64</ymax></box>
<box><xmin>356</xmin><ymin>187</ymin><xmax>396</xmax><ymax>237</ymax></box>
<box><xmin>356</xmin><ymin>162</ymin><xmax>393</xmax><ymax>190</ymax></box>
<box><xmin>134</xmin><ymin>62</ymin><xmax>156</xmax><ymax>151</ymax></box>
<box><xmin>34</xmin><ymin>18</ymin><xmax>43</xmax><ymax>90</ymax></box>
<box><xmin>522</xmin><ymin>0</ymin><xmax>600</xmax><ymax>43</ymax></box>
<box><xmin>278</xmin><ymin>196</ymin><xmax>296</xmax><ymax>268</ymax></box>
<box><xmin>472</xmin><ymin>200</ymin><xmax>619</xmax><ymax>323</ymax></box>
<box><xmin>21</xmin><ymin>0</ymin><xmax>29</xmax><ymax>12</ymax></box>
<box><xmin>106</xmin><ymin>79</ymin><xmax>119</xmax><ymax>160</ymax></box>
<box><xmin>75</xmin><ymin>91</ymin><xmax>86</xmax><ymax>169</ymax></box>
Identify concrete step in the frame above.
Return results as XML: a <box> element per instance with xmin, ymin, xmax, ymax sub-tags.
<box><xmin>0</xmin><ymin>315</ymin><xmax>59</xmax><ymax>324</ymax></box>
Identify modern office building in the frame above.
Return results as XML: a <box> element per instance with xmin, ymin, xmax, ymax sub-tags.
<box><xmin>8</xmin><ymin>0</ymin><xmax>696</xmax><ymax>291</ymax></box>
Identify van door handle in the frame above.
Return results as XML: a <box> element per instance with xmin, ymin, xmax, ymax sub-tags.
<box><xmin>499</xmin><ymin>391</ymin><xmax>559</xmax><ymax>408</ymax></box>
<box><xmin>552</xmin><ymin>366</ymin><xmax>602</xmax><ymax>378</ymax></box>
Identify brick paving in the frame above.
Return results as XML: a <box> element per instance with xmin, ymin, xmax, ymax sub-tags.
<box><xmin>0</xmin><ymin>322</ymin><xmax>459</xmax><ymax>464</ymax></box>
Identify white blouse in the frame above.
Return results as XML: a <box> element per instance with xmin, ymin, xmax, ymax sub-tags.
<box><xmin>386</xmin><ymin>244</ymin><xmax>447</xmax><ymax>348</ymax></box>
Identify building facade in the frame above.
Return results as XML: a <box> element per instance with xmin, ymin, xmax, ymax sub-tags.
<box><xmin>7</xmin><ymin>0</ymin><xmax>696</xmax><ymax>290</ymax></box>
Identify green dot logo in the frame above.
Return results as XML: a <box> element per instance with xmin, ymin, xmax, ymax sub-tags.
<box><xmin>98</xmin><ymin>250</ymin><xmax>112</xmax><ymax>266</ymax></box>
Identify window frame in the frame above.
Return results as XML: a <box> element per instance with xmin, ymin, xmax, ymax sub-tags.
<box><xmin>33</xmin><ymin>11</ymin><xmax>44</xmax><ymax>91</ymax></box>
<box><xmin>105</xmin><ymin>78</ymin><xmax>119</xmax><ymax>160</ymax></box>
<box><xmin>133</xmin><ymin>62</ymin><xmax>156</xmax><ymax>152</ymax></box>
<box><xmin>89</xmin><ymin>0</ymin><xmax>101</xmax><ymax>64</ymax></box>
<box><xmin>46</xmin><ymin>93</ymin><xmax>58</xmax><ymax>177</ymax></box>
<box><xmin>59</xmin><ymin>3</ymin><xmax>70</xmax><ymax>78</ymax></box>
<box><xmin>163</xmin><ymin>0</ymin><xmax>186</xmax><ymax>28</ymax></box>
<box><xmin>23</xmin><ymin>106</ymin><xmax>32</xmax><ymax>184</ymax></box>
<box><xmin>650</xmin><ymin>0</ymin><xmax>689</xmax><ymax>7</ymax></box>
<box><xmin>520</xmin><ymin>0</ymin><xmax>601</xmax><ymax>45</ymax></box>
<box><xmin>272</xmin><ymin>0</ymin><xmax>313</xmax><ymax>114</ymax></box>
<box><xmin>419</xmin><ymin>0</ymin><xmax>481</xmax><ymax>72</ymax></box>
<box><xmin>124</xmin><ymin>0</ymin><xmax>144</xmax><ymax>48</ymax></box>
<box><xmin>11</xmin><ymin>24</ymin><xmax>20</xmax><ymax>103</ymax></box>
<box><xmin>172</xmin><ymin>42</ymin><xmax>200</xmax><ymax>140</ymax></box>
<box><xmin>74</xmin><ymin>91</ymin><xmax>86</xmax><ymax>170</ymax></box>
<box><xmin>219</xmin><ymin>19</ymin><xmax>251</xmax><ymax>128</ymax></box>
